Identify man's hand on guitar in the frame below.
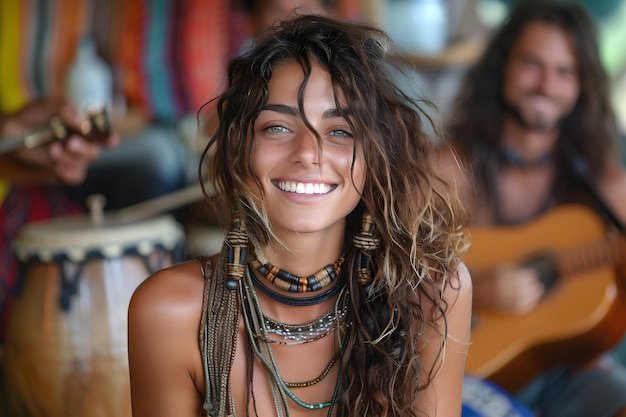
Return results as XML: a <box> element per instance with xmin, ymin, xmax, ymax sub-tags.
<box><xmin>1</xmin><ymin>99</ymin><xmax>119</xmax><ymax>185</ymax></box>
<box><xmin>473</xmin><ymin>265</ymin><xmax>545</xmax><ymax>314</ymax></box>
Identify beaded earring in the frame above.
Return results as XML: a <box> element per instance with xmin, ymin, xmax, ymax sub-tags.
<box><xmin>224</xmin><ymin>213</ymin><xmax>248</xmax><ymax>290</ymax></box>
<box><xmin>353</xmin><ymin>212</ymin><xmax>379</xmax><ymax>286</ymax></box>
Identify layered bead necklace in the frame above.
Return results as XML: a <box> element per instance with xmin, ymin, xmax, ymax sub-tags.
<box><xmin>251</xmin><ymin>253</ymin><xmax>345</xmax><ymax>293</ymax></box>
<box><xmin>249</xmin><ymin>252</ymin><xmax>346</xmax><ymax>307</ymax></box>
<box><xmin>240</xmin><ymin>255</ymin><xmax>350</xmax><ymax>416</ymax></box>
<box><xmin>262</xmin><ymin>301</ymin><xmax>349</xmax><ymax>345</ymax></box>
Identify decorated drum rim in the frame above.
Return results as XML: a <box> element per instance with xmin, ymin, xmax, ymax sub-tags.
<box><xmin>12</xmin><ymin>214</ymin><xmax>185</xmax><ymax>263</ymax></box>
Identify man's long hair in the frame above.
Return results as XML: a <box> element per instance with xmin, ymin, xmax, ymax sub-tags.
<box><xmin>448</xmin><ymin>0</ymin><xmax>618</xmax><ymax>178</ymax></box>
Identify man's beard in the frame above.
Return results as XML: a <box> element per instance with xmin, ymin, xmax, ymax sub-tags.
<box><xmin>502</xmin><ymin>96</ymin><xmax>566</xmax><ymax>132</ymax></box>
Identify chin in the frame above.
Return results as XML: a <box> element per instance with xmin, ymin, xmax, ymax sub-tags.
<box><xmin>528</xmin><ymin>119</ymin><xmax>560</xmax><ymax>131</ymax></box>
<box><xmin>276</xmin><ymin>217</ymin><xmax>343</xmax><ymax>235</ymax></box>
<box><xmin>518</xmin><ymin>111</ymin><xmax>560</xmax><ymax>131</ymax></box>
<box><xmin>287</xmin><ymin>222</ymin><xmax>329</xmax><ymax>234</ymax></box>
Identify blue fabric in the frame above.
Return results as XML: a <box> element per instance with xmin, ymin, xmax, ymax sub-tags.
<box><xmin>516</xmin><ymin>356</ymin><xmax>626</xmax><ymax>417</ymax></box>
<box><xmin>462</xmin><ymin>375</ymin><xmax>534</xmax><ymax>417</ymax></box>
<box><xmin>612</xmin><ymin>333</ymin><xmax>626</xmax><ymax>367</ymax></box>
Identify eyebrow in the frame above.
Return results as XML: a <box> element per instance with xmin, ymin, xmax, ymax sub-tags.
<box><xmin>260</xmin><ymin>104</ymin><xmax>345</xmax><ymax>119</ymax></box>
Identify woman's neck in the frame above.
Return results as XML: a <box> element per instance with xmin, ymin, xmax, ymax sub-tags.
<box><xmin>261</xmin><ymin>230</ymin><xmax>345</xmax><ymax>277</ymax></box>
<box><xmin>252</xmin><ymin>230</ymin><xmax>346</xmax><ymax>323</ymax></box>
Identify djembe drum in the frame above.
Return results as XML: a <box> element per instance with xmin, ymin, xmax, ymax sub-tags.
<box><xmin>4</xmin><ymin>213</ymin><xmax>184</xmax><ymax>417</ymax></box>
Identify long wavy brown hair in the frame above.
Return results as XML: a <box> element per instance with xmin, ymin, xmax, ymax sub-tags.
<box><xmin>448</xmin><ymin>0</ymin><xmax>619</xmax><ymax>180</ymax></box>
<box><xmin>200</xmin><ymin>15</ymin><xmax>468</xmax><ymax>416</ymax></box>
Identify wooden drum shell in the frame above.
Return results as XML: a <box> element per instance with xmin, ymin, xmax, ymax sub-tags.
<box><xmin>5</xmin><ymin>214</ymin><xmax>184</xmax><ymax>417</ymax></box>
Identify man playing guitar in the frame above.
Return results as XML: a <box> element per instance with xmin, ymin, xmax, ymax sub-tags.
<box><xmin>440</xmin><ymin>1</ymin><xmax>626</xmax><ymax>416</ymax></box>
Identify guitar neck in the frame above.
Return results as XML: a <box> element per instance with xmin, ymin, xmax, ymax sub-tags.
<box><xmin>555</xmin><ymin>234</ymin><xmax>626</xmax><ymax>278</ymax></box>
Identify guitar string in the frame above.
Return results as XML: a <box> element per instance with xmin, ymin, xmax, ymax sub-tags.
<box><xmin>511</xmin><ymin>235</ymin><xmax>624</xmax><ymax>278</ymax></box>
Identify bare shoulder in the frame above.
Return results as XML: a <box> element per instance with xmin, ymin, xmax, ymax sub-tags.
<box><xmin>129</xmin><ymin>260</ymin><xmax>207</xmax><ymax>322</ymax></box>
<box><xmin>448</xmin><ymin>261</ymin><xmax>472</xmax><ymax>301</ymax></box>
<box><xmin>414</xmin><ymin>261</ymin><xmax>472</xmax><ymax>415</ymax></box>
<box><xmin>128</xmin><ymin>259</ymin><xmax>208</xmax><ymax>364</ymax></box>
<box><xmin>420</xmin><ymin>260</ymin><xmax>472</xmax><ymax>348</ymax></box>
<box><xmin>443</xmin><ymin>261</ymin><xmax>472</xmax><ymax>337</ymax></box>
<box><xmin>128</xmin><ymin>259</ymin><xmax>212</xmax><ymax>416</ymax></box>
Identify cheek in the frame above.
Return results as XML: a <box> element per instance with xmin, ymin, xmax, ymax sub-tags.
<box><xmin>504</xmin><ymin>65</ymin><xmax>536</xmax><ymax>94</ymax></box>
<box><xmin>563</xmin><ymin>81</ymin><xmax>580</xmax><ymax>105</ymax></box>
<box><xmin>502</xmin><ymin>69</ymin><xmax>520</xmax><ymax>103</ymax></box>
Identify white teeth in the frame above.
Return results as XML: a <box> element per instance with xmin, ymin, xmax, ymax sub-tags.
<box><xmin>276</xmin><ymin>181</ymin><xmax>331</xmax><ymax>195</ymax></box>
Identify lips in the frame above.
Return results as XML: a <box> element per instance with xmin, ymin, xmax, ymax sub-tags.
<box><xmin>273</xmin><ymin>180</ymin><xmax>334</xmax><ymax>195</ymax></box>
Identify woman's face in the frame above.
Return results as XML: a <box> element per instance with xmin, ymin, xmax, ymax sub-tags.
<box><xmin>250</xmin><ymin>60</ymin><xmax>366</xmax><ymax>239</ymax></box>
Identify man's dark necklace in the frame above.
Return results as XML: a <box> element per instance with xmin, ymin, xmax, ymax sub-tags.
<box><xmin>499</xmin><ymin>146</ymin><xmax>554</xmax><ymax>169</ymax></box>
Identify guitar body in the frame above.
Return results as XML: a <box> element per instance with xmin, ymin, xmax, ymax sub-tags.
<box><xmin>465</xmin><ymin>204</ymin><xmax>626</xmax><ymax>392</ymax></box>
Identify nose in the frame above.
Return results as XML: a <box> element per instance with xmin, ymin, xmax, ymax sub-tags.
<box><xmin>537</xmin><ymin>69</ymin><xmax>559</xmax><ymax>96</ymax></box>
<box><xmin>289</xmin><ymin>128</ymin><xmax>320</xmax><ymax>166</ymax></box>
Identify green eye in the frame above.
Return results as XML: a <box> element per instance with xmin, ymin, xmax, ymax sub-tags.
<box><xmin>267</xmin><ymin>125</ymin><xmax>289</xmax><ymax>134</ymax></box>
<box><xmin>329</xmin><ymin>129</ymin><xmax>352</xmax><ymax>137</ymax></box>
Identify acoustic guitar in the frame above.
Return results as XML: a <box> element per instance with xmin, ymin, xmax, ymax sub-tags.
<box><xmin>464</xmin><ymin>204</ymin><xmax>626</xmax><ymax>392</ymax></box>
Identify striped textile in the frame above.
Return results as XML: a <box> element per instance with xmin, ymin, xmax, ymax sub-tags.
<box><xmin>0</xmin><ymin>0</ymin><xmax>230</xmax><ymax>122</ymax></box>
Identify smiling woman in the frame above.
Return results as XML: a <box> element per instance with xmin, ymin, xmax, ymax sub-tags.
<box><xmin>127</xmin><ymin>14</ymin><xmax>472</xmax><ymax>417</ymax></box>
<box><xmin>250</xmin><ymin>61</ymin><xmax>365</xmax><ymax>239</ymax></box>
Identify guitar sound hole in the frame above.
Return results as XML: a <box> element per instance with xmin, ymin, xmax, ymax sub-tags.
<box><xmin>520</xmin><ymin>251</ymin><xmax>558</xmax><ymax>292</ymax></box>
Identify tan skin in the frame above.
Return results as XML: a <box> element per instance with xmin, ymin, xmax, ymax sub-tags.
<box><xmin>128</xmin><ymin>61</ymin><xmax>472</xmax><ymax>417</ymax></box>
<box><xmin>0</xmin><ymin>99</ymin><xmax>119</xmax><ymax>185</ymax></box>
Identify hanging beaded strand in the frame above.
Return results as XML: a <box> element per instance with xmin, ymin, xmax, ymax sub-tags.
<box><xmin>353</xmin><ymin>212</ymin><xmax>379</xmax><ymax>286</ymax></box>
<box><xmin>284</xmin><ymin>350</ymin><xmax>342</xmax><ymax>388</ymax></box>
<box><xmin>225</xmin><ymin>214</ymin><xmax>248</xmax><ymax>290</ymax></box>
<box><xmin>262</xmin><ymin>301</ymin><xmax>349</xmax><ymax>345</ymax></box>
<box><xmin>240</xmin><ymin>267</ymin><xmax>345</xmax><ymax>412</ymax></box>
<box><xmin>251</xmin><ymin>254</ymin><xmax>345</xmax><ymax>293</ymax></box>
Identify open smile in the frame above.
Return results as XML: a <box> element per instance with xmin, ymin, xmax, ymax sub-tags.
<box><xmin>273</xmin><ymin>180</ymin><xmax>335</xmax><ymax>195</ymax></box>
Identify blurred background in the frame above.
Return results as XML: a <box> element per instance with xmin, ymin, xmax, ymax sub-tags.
<box><xmin>366</xmin><ymin>0</ymin><xmax>626</xmax><ymax>134</ymax></box>
<box><xmin>1</xmin><ymin>0</ymin><xmax>626</xmax><ymax>416</ymax></box>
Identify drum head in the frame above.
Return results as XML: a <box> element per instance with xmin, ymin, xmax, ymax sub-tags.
<box><xmin>12</xmin><ymin>214</ymin><xmax>184</xmax><ymax>262</ymax></box>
